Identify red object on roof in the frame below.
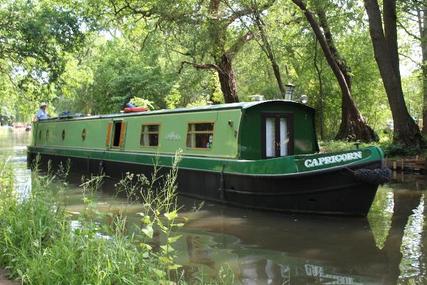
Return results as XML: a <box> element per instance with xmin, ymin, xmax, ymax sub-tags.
<box><xmin>124</xmin><ymin>107</ymin><xmax>148</xmax><ymax>113</ymax></box>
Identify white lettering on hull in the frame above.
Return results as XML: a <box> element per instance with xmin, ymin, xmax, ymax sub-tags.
<box><xmin>165</xmin><ymin>132</ymin><xmax>181</xmax><ymax>141</ymax></box>
<box><xmin>304</xmin><ymin>151</ymin><xmax>363</xmax><ymax>168</ymax></box>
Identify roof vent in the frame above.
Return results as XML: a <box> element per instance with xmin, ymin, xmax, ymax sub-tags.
<box><xmin>249</xmin><ymin>95</ymin><xmax>265</xmax><ymax>101</ymax></box>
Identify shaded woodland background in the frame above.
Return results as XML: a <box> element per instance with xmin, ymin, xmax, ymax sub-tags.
<box><xmin>0</xmin><ymin>0</ymin><xmax>425</xmax><ymax>148</ymax></box>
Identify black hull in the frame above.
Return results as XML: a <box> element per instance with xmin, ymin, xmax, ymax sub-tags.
<box><xmin>27</xmin><ymin>152</ymin><xmax>382</xmax><ymax>216</ymax></box>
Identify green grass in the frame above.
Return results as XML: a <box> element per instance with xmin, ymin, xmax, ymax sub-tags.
<box><xmin>319</xmin><ymin>140</ymin><xmax>380</xmax><ymax>153</ymax></box>
<box><xmin>319</xmin><ymin>139</ymin><xmax>427</xmax><ymax>158</ymax></box>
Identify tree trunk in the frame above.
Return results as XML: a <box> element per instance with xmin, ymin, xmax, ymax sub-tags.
<box><xmin>336</xmin><ymin>94</ymin><xmax>378</xmax><ymax>142</ymax></box>
<box><xmin>364</xmin><ymin>0</ymin><xmax>423</xmax><ymax>148</ymax></box>
<box><xmin>292</xmin><ymin>0</ymin><xmax>378</xmax><ymax>142</ymax></box>
<box><xmin>419</xmin><ymin>2</ymin><xmax>427</xmax><ymax>135</ymax></box>
<box><xmin>215</xmin><ymin>54</ymin><xmax>239</xmax><ymax>103</ymax></box>
<box><xmin>313</xmin><ymin>39</ymin><xmax>325</xmax><ymax>139</ymax></box>
<box><xmin>254</xmin><ymin>14</ymin><xmax>286</xmax><ymax>96</ymax></box>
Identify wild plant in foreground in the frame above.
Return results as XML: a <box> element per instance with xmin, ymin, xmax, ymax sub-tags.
<box><xmin>0</xmin><ymin>153</ymin><xmax>235</xmax><ymax>284</ymax></box>
<box><xmin>115</xmin><ymin>152</ymin><xmax>186</xmax><ymax>279</ymax></box>
<box><xmin>0</xmin><ymin>156</ymin><xmax>183</xmax><ymax>284</ymax></box>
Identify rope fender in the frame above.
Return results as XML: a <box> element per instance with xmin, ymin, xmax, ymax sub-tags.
<box><xmin>350</xmin><ymin>167</ymin><xmax>391</xmax><ymax>185</ymax></box>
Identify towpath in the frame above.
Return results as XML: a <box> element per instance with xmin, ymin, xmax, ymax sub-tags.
<box><xmin>0</xmin><ymin>270</ymin><xmax>17</xmax><ymax>285</ymax></box>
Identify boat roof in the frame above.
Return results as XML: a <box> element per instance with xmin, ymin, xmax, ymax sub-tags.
<box><xmin>41</xmin><ymin>100</ymin><xmax>314</xmax><ymax>122</ymax></box>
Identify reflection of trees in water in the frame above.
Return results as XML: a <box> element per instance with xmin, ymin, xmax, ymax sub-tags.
<box><xmin>370</xmin><ymin>184</ymin><xmax>425</xmax><ymax>284</ymax></box>
<box><xmin>180</xmin><ymin>182</ymin><xmax>427</xmax><ymax>285</ymax></box>
<box><xmin>399</xmin><ymin>196</ymin><xmax>424</xmax><ymax>283</ymax></box>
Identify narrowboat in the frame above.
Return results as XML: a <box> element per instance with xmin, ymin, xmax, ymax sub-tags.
<box><xmin>27</xmin><ymin>100</ymin><xmax>389</xmax><ymax>216</ymax></box>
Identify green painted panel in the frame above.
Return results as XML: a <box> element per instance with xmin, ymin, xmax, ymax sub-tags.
<box><xmin>238</xmin><ymin>101</ymin><xmax>318</xmax><ymax>159</ymax></box>
<box><xmin>33</xmin><ymin>119</ymin><xmax>110</xmax><ymax>150</ymax></box>
<box><xmin>32</xmin><ymin>109</ymin><xmax>242</xmax><ymax>158</ymax></box>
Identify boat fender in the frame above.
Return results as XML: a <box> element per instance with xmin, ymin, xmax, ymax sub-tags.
<box><xmin>98</xmin><ymin>160</ymin><xmax>104</xmax><ymax>174</ymax></box>
<box><xmin>352</xmin><ymin>168</ymin><xmax>391</xmax><ymax>185</ymax></box>
<box><xmin>219</xmin><ymin>165</ymin><xmax>225</xmax><ymax>200</ymax></box>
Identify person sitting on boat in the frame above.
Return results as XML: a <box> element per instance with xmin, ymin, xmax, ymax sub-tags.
<box><xmin>35</xmin><ymin>103</ymin><xmax>49</xmax><ymax>121</ymax></box>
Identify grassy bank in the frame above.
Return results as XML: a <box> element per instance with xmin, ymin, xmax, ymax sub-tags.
<box><xmin>0</xmin><ymin>158</ymin><xmax>232</xmax><ymax>284</ymax></box>
<box><xmin>320</xmin><ymin>140</ymin><xmax>426</xmax><ymax>158</ymax></box>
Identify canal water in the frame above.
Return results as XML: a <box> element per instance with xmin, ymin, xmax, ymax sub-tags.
<box><xmin>1</xmin><ymin>129</ymin><xmax>427</xmax><ymax>285</ymax></box>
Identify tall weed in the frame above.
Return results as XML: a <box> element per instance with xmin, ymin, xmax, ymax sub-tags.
<box><xmin>0</xmin><ymin>152</ymin><xmax>234</xmax><ymax>284</ymax></box>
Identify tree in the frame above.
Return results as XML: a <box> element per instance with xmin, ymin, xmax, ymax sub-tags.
<box><xmin>398</xmin><ymin>0</ymin><xmax>427</xmax><ymax>135</ymax></box>
<box><xmin>291</xmin><ymin>0</ymin><xmax>378</xmax><ymax>142</ymax></box>
<box><xmin>0</xmin><ymin>0</ymin><xmax>87</xmax><ymax>121</ymax></box>
<box><xmin>364</xmin><ymin>0</ymin><xmax>423</xmax><ymax>148</ymax></box>
<box><xmin>107</xmin><ymin>0</ymin><xmax>275</xmax><ymax>103</ymax></box>
<box><xmin>0</xmin><ymin>1</ymin><xmax>85</xmax><ymax>84</ymax></box>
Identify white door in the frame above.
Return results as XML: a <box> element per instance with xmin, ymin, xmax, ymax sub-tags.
<box><xmin>264</xmin><ymin>115</ymin><xmax>291</xmax><ymax>157</ymax></box>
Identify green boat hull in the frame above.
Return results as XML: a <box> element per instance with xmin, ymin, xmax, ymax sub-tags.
<box><xmin>28</xmin><ymin>145</ymin><xmax>386</xmax><ymax>216</ymax></box>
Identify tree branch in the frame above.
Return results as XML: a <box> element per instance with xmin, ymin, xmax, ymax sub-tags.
<box><xmin>109</xmin><ymin>0</ymin><xmax>152</xmax><ymax>18</ymax></box>
<box><xmin>399</xmin><ymin>52</ymin><xmax>422</xmax><ymax>68</ymax></box>
<box><xmin>226</xmin><ymin>31</ymin><xmax>254</xmax><ymax>59</ymax></box>
<box><xmin>178</xmin><ymin>61</ymin><xmax>220</xmax><ymax>73</ymax></box>
<box><xmin>397</xmin><ymin>19</ymin><xmax>421</xmax><ymax>41</ymax></box>
<box><xmin>223</xmin><ymin>0</ymin><xmax>276</xmax><ymax>26</ymax></box>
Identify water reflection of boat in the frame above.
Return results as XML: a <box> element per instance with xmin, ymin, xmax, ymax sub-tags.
<box><xmin>177</xmin><ymin>203</ymin><xmax>389</xmax><ymax>284</ymax></box>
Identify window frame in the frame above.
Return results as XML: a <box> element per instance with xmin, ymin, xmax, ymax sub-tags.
<box><xmin>261</xmin><ymin>113</ymin><xmax>294</xmax><ymax>158</ymax></box>
<box><xmin>140</xmin><ymin>123</ymin><xmax>161</xmax><ymax>148</ymax></box>
<box><xmin>186</xmin><ymin>121</ymin><xmax>215</xmax><ymax>150</ymax></box>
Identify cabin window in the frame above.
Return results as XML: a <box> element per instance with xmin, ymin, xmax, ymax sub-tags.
<box><xmin>81</xmin><ymin>129</ymin><xmax>87</xmax><ymax>141</ymax></box>
<box><xmin>186</xmin><ymin>123</ymin><xmax>214</xmax><ymax>149</ymax></box>
<box><xmin>140</xmin><ymin>124</ymin><xmax>159</xmax><ymax>147</ymax></box>
<box><xmin>62</xmin><ymin>130</ymin><xmax>66</xmax><ymax>141</ymax></box>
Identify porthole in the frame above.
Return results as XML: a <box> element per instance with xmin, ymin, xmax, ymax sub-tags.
<box><xmin>81</xmin><ymin>128</ymin><xmax>86</xmax><ymax>141</ymax></box>
<box><xmin>62</xmin><ymin>129</ymin><xmax>65</xmax><ymax>141</ymax></box>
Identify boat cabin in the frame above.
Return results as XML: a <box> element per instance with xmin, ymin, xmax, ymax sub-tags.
<box><xmin>32</xmin><ymin>100</ymin><xmax>319</xmax><ymax>160</ymax></box>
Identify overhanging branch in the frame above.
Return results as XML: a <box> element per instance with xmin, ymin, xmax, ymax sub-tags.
<box><xmin>397</xmin><ymin>19</ymin><xmax>421</xmax><ymax>41</ymax></box>
<box><xmin>178</xmin><ymin>61</ymin><xmax>220</xmax><ymax>73</ymax></box>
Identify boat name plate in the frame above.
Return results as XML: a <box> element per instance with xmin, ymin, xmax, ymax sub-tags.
<box><xmin>303</xmin><ymin>151</ymin><xmax>363</xmax><ymax>168</ymax></box>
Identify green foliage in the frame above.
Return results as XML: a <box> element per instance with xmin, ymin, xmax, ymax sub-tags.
<box><xmin>319</xmin><ymin>140</ymin><xmax>375</xmax><ymax>153</ymax></box>
<box><xmin>130</xmin><ymin>97</ymin><xmax>155</xmax><ymax>110</ymax></box>
<box><xmin>165</xmin><ymin>84</ymin><xmax>182</xmax><ymax>109</ymax></box>
<box><xmin>381</xmin><ymin>142</ymin><xmax>422</xmax><ymax>157</ymax></box>
<box><xmin>319</xmin><ymin>139</ymin><xmax>426</xmax><ymax>157</ymax></box>
<box><xmin>0</xmin><ymin>0</ymin><xmax>86</xmax><ymax>91</ymax></box>
<box><xmin>0</xmin><ymin>154</ymin><xmax>191</xmax><ymax>284</ymax></box>
<box><xmin>0</xmin><ymin>0</ymin><xmax>423</xmax><ymax>144</ymax></box>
